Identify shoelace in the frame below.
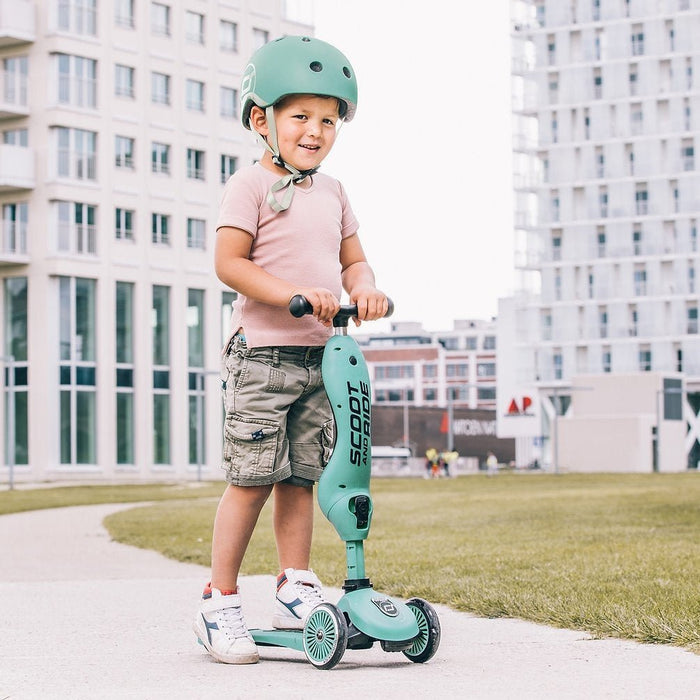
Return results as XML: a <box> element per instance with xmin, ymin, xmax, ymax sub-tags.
<box><xmin>218</xmin><ymin>605</ymin><xmax>249</xmax><ymax>640</ymax></box>
<box><xmin>295</xmin><ymin>581</ymin><xmax>324</xmax><ymax>606</ymax></box>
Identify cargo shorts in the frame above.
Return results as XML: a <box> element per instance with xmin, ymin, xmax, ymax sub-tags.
<box><xmin>220</xmin><ymin>334</ymin><xmax>334</xmax><ymax>487</ymax></box>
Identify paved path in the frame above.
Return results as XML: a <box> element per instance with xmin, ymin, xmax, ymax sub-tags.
<box><xmin>1</xmin><ymin>503</ymin><xmax>699</xmax><ymax>699</ymax></box>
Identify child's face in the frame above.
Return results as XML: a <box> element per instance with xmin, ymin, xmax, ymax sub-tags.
<box><xmin>264</xmin><ymin>95</ymin><xmax>341</xmax><ymax>172</ymax></box>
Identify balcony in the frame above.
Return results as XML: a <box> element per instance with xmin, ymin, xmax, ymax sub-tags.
<box><xmin>0</xmin><ymin>0</ymin><xmax>35</xmax><ymax>47</ymax></box>
<box><xmin>0</xmin><ymin>219</ymin><xmax>28</xmax><ymax>265</ymax></box>
<box><xmin>0</xmin><ymin>71</ymin><xmax>28</xmax><ymax>119</ymax></box>
<box><xmin>0</xmin><ymin>144</ymin><xmax>34</xmax><ymax>191</ymax></box>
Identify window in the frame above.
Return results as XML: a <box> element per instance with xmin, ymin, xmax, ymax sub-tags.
<box><xmin>682</xmin><ymin>139</ymin><xmax>695</xmax><ymax>171</ymax></box>
<box><xmin>115</xmin><ymin>64</ymin><xmax>135</xmax><ymax>98</ymax></box>
<box><xmin>595</xmin><ymin>146</ymin><xmax>604</xmax><ymax>178</ymax></box>
<box><xmin>187</xmin><ymin>218</ymin><xmax>205</xmax><ymax>249</ymax></box>
<box><xmin>478</xmin><ymin>387</ymin><xmax>496</xmax><ymax>401</ymax></box>
<box><xmin>597</xmin><ymin>227</ymin><xmax>606</xmax><ymax>256</ymax></box>
<box><xmin>625</xmin><ymin>143</ymin><xmax>635</xmax><ymax>175</ymax></box>
<box><xmin>152</xmin><ymin>285</ymin><xmax>171</xmax><ymax>465</ymax></box>
<box><xmin>115</xmin><ymin>135</ymin><xmax>135</xmax><ymax>169</ymax></box>
<box><xmin>547</xmin><ymin>35</ymin><xmax>555</xmax><ymax>65</ymax></box>
<box><xmin>220</xmin><ymin>154</ymin><xmax>237</xmax><ymax>183</ymax></box>
<box><xmin>639</xmin><ymin>347</ymin><xmax>652</xmax><ymax>372</ymax></box>
<box><xmin>476</xmin><ymin>362</ymin><xmax>496</xmax><ymax>377</ymax></box>
<box><xmin>629</xmin><ymin>63</ymin><xmax>638</xmax><ymax>96</ymax></box>
<box><xmin>2</xmin><ymin>202</ymin><xmax>28</xmax><ymax>255</ymax></box>
<box><xmin>116</xmin><ymin>281</ymin><xmax>135</xmax><ymax>465</ymax></box>
<box><xmin>599</xmin><ymin>307</ymin><xmax>608</xmax><ymax>338</ymax></box>
<box><xmin>186</xmin><ymin>79</ymin><xmax>205</xmax><ymax>111</ymax></box>
<box><xmin>188</xmin><ymin>288</ymin><xmax>205</xmax><ymax>465</ymax></box>
<box><xmin>631</xmin><ymin>25</ymin><xmax>644</xmax><ymax>56</ymax></box>
<box><xmin>115</xmin><ymin>0</ymin><xmax>134</xmax><ymax>28</ymax></box>
<box><xmin>553</xmin><ymin>352</ymin><xmax>563</xmax><ymax>380</ymax></box>
<box><xmin>152</xmin><ymin>142</ymin><xmax>170</xmax><ymax>174</ymax></box>
<box><xmin>599</xmin><ymin>187</ymin><xmax>608</xmax><ymax>218</ymax></box>
<box><xmin>3</xmin><ymin>277</ymin><xmax>28</xmax><ymax>465</ymax></box>
<box><xmin>152</xmin><ymin>213</ymin><xmax>170</xmax><ymax>245</ymax></box>
<box><xmin>635</xmin><ymin>184</ymin><xmax>648</xmax><ymax>215</ymax></box>
<box><xmin>550</xmin><ymin>190</ymin><xmax>560</xmax><ymax>222</ymax></box>
<box><xmin>185</xmin><ymin>11</ymin><xmax>204</xmax><ymax>44</ymax></box>
<box><xmin>633</xmin><ymin>223</ymin><xmax>642</xmax><ymax>254</ymax></box>
<box><xmin>423</xmin><ymin>364</ymin><xmax>438</xmax><ymax>379</ymax></box>
<box><xmin>687</xmin><ymin>305</ymin><xmax>698</xmax><ymax>334</ymax></box>
<box><xmin>151</xmin><ymin>2</ymin><xmax>170</xmax><ymax>36</ymax></box>
<box><xmin>56</xmin><ymin>54</ymin><xmax>96</xmax><ymax>108</ymax></box>
<box><xmin>634</xmin><ymin>265</ymin><xmax>647</xmax><ymax>296</ymax></box>
<box><xmin>374</xmin><ymin>365</ymin><xmax>414</xmax><ymax>380</ymax></box>
<box><xmin>151</xmin><ymin>72</ymin><xmax>170</xmax><ymax>105</ymax></box>
<box><xmin>548</xmin><ymin>72</ymin><xmax>558</xmax><ymax>102</ymax></box>
<box><xmin>602</xmin><ymin>347</ymin><xmax>611</xmax><ymax>373</ymax></box>
<box><xmin>688</xmin><ymin>262</ymin><xmax>695</xmax><ymax>294</ymax></box>
<box><xmin>593</xmin><ymin>68</ymin><xmax>602</xmax><ymax>98</ymax></box>
<box><xmin>115</xmin><ymin>207</ymin><xmax>134</xmax><ymax>240</ymax></box>
<box><xmin>187</xmin><ymin>148</ymin><xmax>205</xmax><ymax>180</ymax></box>
<box><xmin>629</xmin><ymin>306</ymin><xmax>638</xmax><ymax>336</ymax></box>
<box><xmin>592</xmin><ymin>0</ymin><xmax>600</xmax><ymax>21</ymax></box>
<box><xmin>221</xmin><ymin>291</ymin><xmax>237</xmax><ymax>344</ymax></box>
<box><xmin>220</xmin><ymin>20</ymin><xmax>238</xmax><ymax>52</ymax></box>
<box><xmin>446</xmin><ymin>363</ymin><xmax>468</xmax><ymax>378</ymax></box>
<box><xmin>220</xmin><ymin>87</ymin><xmax>237</xmax><ymax>118</ymax></box>
<box><xmin>631</xmin><ymin>103</ymin><xmax>643</xmax><ymax>135</ymax></box>
<box><xmin>3</xmin><ymin>128</ymin><xmax>28</xmax><ymax>147</ymax></box>
<box><xmin>59</xmin><ymin>277</ymin><xmax>97</xmax><ymax>465</ymax></box>
<box><xmin>253</xmin><ymin>28</ymin><xmax>269</xmax><ymax>49</ymax></box>
<box><xmin>57</xmin><ymin>0</ymin><xmax>97</xmax><ymax>36</ymax></box>
<box><xmin>3</xmin><ymin>56</ymin><xmax>28</xmax><ymax>107</ymax></box>
<box><xmin>56</xmin><ymin>201</ymin><xmax>96</xmax><ymax>254</ymax></box>
<box><xmin>483</xmin><ymin>335</ymin><xmax>496</xmax><ymax>350</ymax></box>
<box><xmin>542</xmin><ymin>311</ymin><xmax>552</xmax><ymax>340</ymax></box>
<box><xmin>465</xmin><ymin>337</ymin><xmax>477</xmax><ymax>350</ymax></box>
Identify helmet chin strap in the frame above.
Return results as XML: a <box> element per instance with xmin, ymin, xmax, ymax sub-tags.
<box><xmin>251</xmin><ymin>107</ymin><xmax>319</xmax><ymax>213</ymax></box>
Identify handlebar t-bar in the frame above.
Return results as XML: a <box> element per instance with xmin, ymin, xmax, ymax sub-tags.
<box><xmin>289</xmin><ymin>295</ymin><xmax>394</xmax><ymax>326</ymax></box>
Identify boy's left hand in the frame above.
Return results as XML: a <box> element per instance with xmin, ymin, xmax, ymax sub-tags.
<box><xmin>350</xmin><ymin>287</ymin><xmax>389</xmax><ymax>325</ymax></box>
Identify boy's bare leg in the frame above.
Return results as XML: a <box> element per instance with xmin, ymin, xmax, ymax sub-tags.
<box><xmin>272</xmin><ymin>481</ymin><xmax>314</xmax><ymax>571</ymax></box>
<box><xmin>210</xmin><ymin>483</ymin><xmax>273</xmax><ymax>591</ymax></box>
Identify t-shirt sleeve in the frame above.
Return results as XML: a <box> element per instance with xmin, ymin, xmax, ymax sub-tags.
<box><xmin>216</xmin><ymin>170</ymin><xmax>263</xmax><ymax>238</ymax></box>
<box><xmin>338</xmin><ymin>180</ymin><xmax>359</xmax><ymax>239</ymax></box>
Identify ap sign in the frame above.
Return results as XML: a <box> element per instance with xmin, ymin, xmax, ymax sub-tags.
<box><xmin>497</xmin><ymin>389</ymin><xmax>540</xmax><ymax>438</ymax></box>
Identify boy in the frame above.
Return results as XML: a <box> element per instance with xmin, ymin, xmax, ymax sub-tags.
<box><xmin>193</xmin><ymin>36</ymin><xmax>387</xmax><ymax>664</ymax></box>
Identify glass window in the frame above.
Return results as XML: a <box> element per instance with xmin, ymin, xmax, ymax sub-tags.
<box><xmin>221</xmin><ymin>291</ymin><xmax>237</xmax><ymax>344</ymax></box>
<box><xmin>115</xmin><ymin>64</ymin><xmax>135</xmax><ymax>98</ymax></box>
<box><xmin>56</xmin><ymin>200</ymin><xmax>96</xmax><ymax>254</ymax></box>
<box><xmin>115</xmin><ymin>0</ymin><xmax>134</xmax><ymax>28</ymax></box>
<box><xmin>56</xmin><ymin>54</ymin><xmax>96</xmax><ymax>108</ymax></box>
<box><xmin>220</xmin><ymin>154</ymin><xmax>237</xmax><ymax>183</ymax></box>
<box><xmin>186</xmin><ymin>79</ymin><xmax>205</xmax><ymax>111</ymax></box>
<box><xmin>253</xmin><ymin>28</ymin><xmax>269</xmax><ymax>49</ymax></box>
<box><xmin>483</xmin><ymin>335</ymin><xmax>496</xmax><ymax>350</ymax></box>
<box><xmin>152</xmin><ymin>213</ymin><xmax>170</xmax><ymax>245</ymax></box>
<box><xmin>151</xmin><ymin>2</ymin><xmax>170</xmax><ymax>36</ymax></box>
<box><xmin>3</xmin><ymin>56</ymin><xmax>28</xmax><ymax>107</ymax></box>
<box><xmin>151</xmin><ymin>72</ymin><xmax>170</xmax><ymax>105</ymax></box>
<box><xmin>477</xmin><ymin>362</ymin><xmax>496</xmax><ymax>377</ymax></box>
<box><xmin>59</xmin><ymin>276</ymin><xmax>97</xmax><ymax>464</ymax></box>
<box><xmin>116</xmin><ymin>281</ymin><xmax>134</xmax><ymax>465</ymax></box>
<box><xmin>152</xmin><ymin>285</ymin><xmax>170</xmax><ymax>465</ymax></box>
<box><xmin>57</xmin><ymin>0</ymin><xmax>97</xmax><ymax>36</ymax></box>
<box><xmin>152</xmin><ymin>142</ymin><xmax>170</xmax><ymax>174</ymax></box>
<box><xmin>115</xmin><ymin>135</ymin><xmax>135</xmax><ymax>169</ymax></box>
<box><xmin>3</xmin><ymin>128</ymin><xmax>28</xmax><ymax>147</ymax></box>
<box><xmin>187</xmin><ymin>218</ymin><xmax>205</xmax><ymax>249</ymax></box>
<box><xmin>187</xmin><ymin>148</ymin><xmax>205</xmax><ymax>180</ymax></box>
<box><xmin>185</xmin><ymin>11</ymin><xmax>204</xmax><ymax>44</ymax></box>
<box><xmin>2</xmin><ymin>202</ymin><xmax>28</xmax><ymax>255</ymax></box>
<box><xmin>54</xmin><ymin>127</ymin><xmax>97</xmax><ymax>181</ymax></box>
<box><xmin>115</xmin><ymin>207</ymin><xmax>134</xmax><ymax>240</ymax></box>
<box><xmin>220</xmin><ymin>87</ymin><xmax>237</xmax><ymax>118</ymax></box>
<box><xmin>220</xmin><ymin>20</ymin><xmax>238</xmax><ymax>52</ymax></box>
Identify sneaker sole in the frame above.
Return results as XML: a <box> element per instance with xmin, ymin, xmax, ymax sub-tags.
<box><xmin>193</xmin><ymin>623</ymin><xmax>260</xmax><ymax>664</ymax></box>
<box><xmin>271</xmin><ymin>614</ymin><xmax>305</xmax><ymax>630</ymax></box>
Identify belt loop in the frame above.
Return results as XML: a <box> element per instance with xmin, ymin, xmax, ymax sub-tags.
<box><xmin>272</xmin><ymin>347</ymin><xmax>280</xmax><ymax>367</ymax></box>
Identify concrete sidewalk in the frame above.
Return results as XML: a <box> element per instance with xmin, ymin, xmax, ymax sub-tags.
<box><xmin>1</xmin><ymin>504</ymin><xmax>699</xmax><ymax>699</ymax></box>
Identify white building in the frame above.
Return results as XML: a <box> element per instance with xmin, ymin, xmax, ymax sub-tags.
<box><xmin>0</xmin><ymin>0</ymin><xmax>313</xmax><ymax>484</ymax></box>
<box><xmin>501</xmin><ymin>0</ymin><xmax>700</xmax><ymax>471</ymax></box>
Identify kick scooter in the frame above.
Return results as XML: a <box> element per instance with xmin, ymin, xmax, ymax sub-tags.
<box><xmin>249</xmin><ymin>295</ymin><xmax>441</xmax><ymax>669</ymax></box>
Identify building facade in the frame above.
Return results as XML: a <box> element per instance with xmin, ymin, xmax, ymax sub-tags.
<box><xmin>0</xmin><ymin>0</ymin><xmax>313</xmax><ymax>484</ymax></box>
<box><xmin>504</xmin><ymin>0</ymin><xmax>700</xmax><ymax>469</ymax></box>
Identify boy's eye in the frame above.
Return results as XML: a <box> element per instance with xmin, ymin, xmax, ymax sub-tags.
<box><xmin>293</xmin><ymin>114</ymin><xmax>307</xmax><ymax>120</ymax></box>
<box><xmin>323</xmin><ymin>118</ymin><xmax>336</xmax><ymax>126</ymax></box>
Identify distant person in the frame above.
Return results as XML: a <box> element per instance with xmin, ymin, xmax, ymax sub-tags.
<box><xmin>486</xmin><ymin>451</ymin><xmax>498</xmax><ymax>476</ymax></box>
<box><xmin>193</xmin><ymin>36</ymin><xmax>387</xmax><ymax>665</ymax></box>
<box><xmin>425</xmin><ymin>447</ymin><xmax>438</xmax><ymax>480</ymax></box>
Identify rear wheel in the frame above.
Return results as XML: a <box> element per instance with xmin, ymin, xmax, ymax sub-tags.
<box><xmin>303</xmin><ymin>603</ymin><xmax>348</xmax><ymax>670</ymax></box>
<box><xmin>402</xmin><ymin>598</ymin><xmax>441</xmax><ymax>663</ymax></box>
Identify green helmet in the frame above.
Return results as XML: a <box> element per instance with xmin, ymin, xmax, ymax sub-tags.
<box><xmin>240</xmin><ymin>35</ymin><xmax>358</xmax><ymax>130</ymax></box>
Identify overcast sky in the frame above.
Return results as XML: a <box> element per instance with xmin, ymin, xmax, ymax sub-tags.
<box><xmin>310</xmin><ymin>1</ymin><xmax>516</xmax><ymax>331</ymax></box>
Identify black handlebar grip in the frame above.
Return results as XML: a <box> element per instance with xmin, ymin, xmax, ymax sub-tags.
<box><xmin>288</xmin><ymin>295</ymin><xmax>395</xmax><ymax>319</ymax></box>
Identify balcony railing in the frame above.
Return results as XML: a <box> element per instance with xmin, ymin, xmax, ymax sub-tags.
<box><xmin>0</xmin><ymin>0</ymin><xmax>35</xmax><ymax>47</ymax></box>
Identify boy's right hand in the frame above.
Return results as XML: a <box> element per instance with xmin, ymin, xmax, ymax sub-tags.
<box><xmin>292</xmin><ymin>288</ymin><xmax>340</xmax><ymax>327</ymax></box>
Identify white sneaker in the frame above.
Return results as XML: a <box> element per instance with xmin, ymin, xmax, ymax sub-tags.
<box><xmin>193</xmin><ymin>585</ymin><xmax>259</xmax><ymax>664</ymax></box>
<box><xmin>272</xmin><ymin>568</ymin><xmax>325</xmax><ymax>629</ymax></box>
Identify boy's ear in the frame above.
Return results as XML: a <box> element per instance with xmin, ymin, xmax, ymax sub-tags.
<box><xmin>249</xmin><ymin>106</ymin><xmax>269</xmax><ymax>136</ymax></box>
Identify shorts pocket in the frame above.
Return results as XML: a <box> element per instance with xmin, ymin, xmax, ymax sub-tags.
<box><xmin>223</xmin><ymin>415</ymin><xmax>279</xmax><ymax>479</ymax></box>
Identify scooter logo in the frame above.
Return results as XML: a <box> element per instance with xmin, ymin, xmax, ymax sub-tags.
<box><xmin>347</xmin><ymin>380</ymin><xmax>371</xmax><ymax>467</ymax></box>
<box><xmin>371</xmin><ymin>597</ymin><xmax>399</xmax><ymax>617</ymax></box>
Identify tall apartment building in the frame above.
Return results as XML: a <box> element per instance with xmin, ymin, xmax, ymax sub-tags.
<box><xmin>503</xmin><ymin>0</ymin><xmax>700</xmax><ymax>469</ymax></box>
<box><xmin>357</xmin><ymin>319</ymin><xmax>498</xmax><ymax>411</ymax></box>
<box><xmin>0</xmin><ymin>0</ymin><xmax>313</xmax><ymax>484</ymax></box>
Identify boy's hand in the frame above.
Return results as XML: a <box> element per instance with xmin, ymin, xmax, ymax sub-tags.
<box><xmin>293</xmin><ymin>288</ymin><xmax>340</xmax><ymax>327</ymax></box>
<box><xmin>349</xmin><ymin>287</ymin><xmax>388</xmax><ymax>326</ymax></box>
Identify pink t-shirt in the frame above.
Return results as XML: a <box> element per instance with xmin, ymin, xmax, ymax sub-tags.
<box><xmin>217</xmin><ymin>163</ymin><xmax>359</xmax><ymax>348</ymax></box>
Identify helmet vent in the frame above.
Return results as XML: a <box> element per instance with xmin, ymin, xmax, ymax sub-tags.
<box><xmin>309</xmin><ymin>61</ymin><xmax>323</xmax><ymax>72</ymax></box>
<box><xmin>343</xmin><ymin>67</ymin><xmax>352</xmax><ymax>79</ymax></box>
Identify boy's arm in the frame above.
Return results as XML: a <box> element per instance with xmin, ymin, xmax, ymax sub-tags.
<box><xmin>215</xmin><ymin>226</ymin><xmax>340</xmax><ymax>325</ymax></box>
<box><xmin>340</xmin><ymin>233</ymin><xmax>388</xmax><ymax>323</ymax></box>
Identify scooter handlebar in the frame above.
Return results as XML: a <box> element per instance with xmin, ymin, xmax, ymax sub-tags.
<box><xmin>289</xmin><ymin>295</ymin><xmax>394</xmax><ymax>321</ymax></box>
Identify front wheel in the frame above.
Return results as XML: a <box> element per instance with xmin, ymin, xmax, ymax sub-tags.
<box><xmin>303</xmin><ymin>603</ymin><xmax>348</xmax><ymax>670</ymax></box>
<box><xmin>403</xmin><ymin>598</ymin><xmax>441</xmax><ymax>663</ymax></box>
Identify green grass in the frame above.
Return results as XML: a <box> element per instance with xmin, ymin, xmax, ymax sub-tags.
<box><xmin>102</xmin><ymin>473</ymin><xmax>700</xmax><ymax>651</ymax></box>
<box><xmin>0</xmin><ymin>482</ymin><xmax>225</xmax><ymax>516</ymax></box>
<box><xmin>6</xmin><ymin>474</ymin><xmax>700</xmax><ymax>650</ymax></box>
